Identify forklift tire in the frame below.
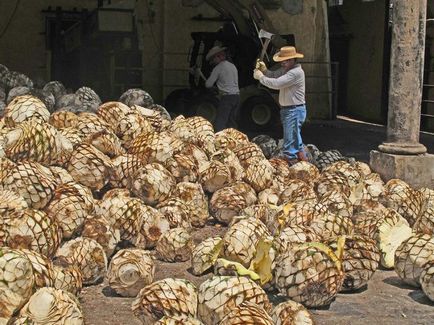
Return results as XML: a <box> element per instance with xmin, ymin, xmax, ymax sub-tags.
<box><xmin>238</xmin><ymin>95</ymin><xmax>279</xmax><ymax>132</ymax></box>
<box><xmin>164</xmin><ymin>88</ymin><xmax>192</xmax><ymax>115</ymax></box>
<box><xmin>189</xmin><ymin>94</ymin><xmax>219</xmax><ymax>123</ymax></box>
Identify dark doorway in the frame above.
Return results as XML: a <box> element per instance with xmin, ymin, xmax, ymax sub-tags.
<box><xmin>328</xmin><ymin>6</ymin><xmax>350</xmax><ymax>116</ymax></box>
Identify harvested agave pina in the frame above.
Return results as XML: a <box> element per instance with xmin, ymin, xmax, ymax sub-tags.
<box><xmin>54</xmin><ymin>237</ymin><xmax>108</xmax><ymax>285</ymax></box>
<box><xmin>164</xmin><ymin>153</ymin><xmax>199</xmax><ymax>183</ymax></box>
<box><xmin>128</xmin><ymin>163</ymin><xmax>175</xmax><ymax>206</ymax></box>
<box><xmin>191</xmin><ymin>236</ymin><xmax>223</xmax><ymax>275</ymax></box>
<box><xmin>277</xmin><ymin>225</ymin><xmax>319</xmax><ymax>252</ymax></box>
<box><xmin>279</xmin><ymin>179</ymin><xmax>317</xmax><ymax>205</ymax></box>
<box><xmin>110</xmin><ymin>154</ymin><xmax>146</xmax><ymax>188</ymax></box>
<box><xmin>5</xmin><ymin>208</ymin><xmax>62</xmax><ymax>258</ymax></box>
<box><xmin>18</xmin><ymin>249</ymin><xmax>55</xmax><ymax>288</ymax></box>
<box><xmin>200</xmin><ymin>160</ymin><xmax>232</xmax><ymax>193</ymax></box>
<box><xmin>210</xmin><ymin>148</ymin><xmax>245</xmax><ymax>182</ymax></box>
<box><xmin>380</xmin><ymin>179</ymin><xmax>426</xmax><ymax>227</ymax></box>
<box><xmin>17</xmin><ymin>287</ymin><xmax>83</xmax><ymax>324</ymax></box>
<box><xmin>45</xmin><ymin>181</ymin><xmax>94</xmax><ymax>240</ymax></box>
<box><xmin>317</xmin><ymin>189</ymin><xmax>354</xmax><ymax>219</ymax></box>
<box><xmin>413</xmin><ymin>206</ymin><xmax>434</xmax><ymax>236</ymax></box>
<box><xmin>84</xmin><ymin>128</ymin><xmax>125</xmax><ymax>158</ymax></box>
<box><xmin>420</xmin><ymin>260</ymin><xmax>434</xmax><ymax>301</ymax></box>
<box><xmin>154</xmin><ymin>315</ymin><xmax>204</xmax><ymax>325</ymax></box>
<box><xmin>210</xmin><ymin>186</ymin><xmax>248</xmax><ymax>225</ymax></box>
<box><xmin>1</xmin><ymin>160</ymin><xmax>56</xmax><ymax>209</ymax></box>
<box><xmin>274</xmin><ymin>237</ymin><xmax>346</xmax><ymax>308</ymax></box>
<box><xmin>48</xmin><ymin>110</ymin><xmax>78</xmax><ymax>129</ymax></box>
<box><xmin>156</xmin><ymin>197</ymin><xmax>192</xmax><ymax>229</ymax></box>
<box><xmin>197</xmin><ymin>276</ymin><xmax>272</xmax><ymax>325</ymax></box>
<box><xmin>327</xmin><ymin>235</ymin><xmax>380</xmax><ymax>292</ymax></box>
<box><xmin>96</xmin><ymin>101</ymin><xmax>130</xmax><ymax>132</ymax></box>
<box><xmin>128</xmin><ymin>131</ymin><xmax>174</xmax><ymax>164</ymax></box>
<box><xmin>222</xmin><ymin>217</ymin><xmax>270</xmax><ymax>267</ymax></box>
<box><xmin>218</xmin><ymin>301</ymin><xmax>274</xmax><ymax>325</ymax></box>
<box><xmin>79</xmin><ymin>214</ymin><xmax>120</xmax><ymax>258</ymax></box>
<box><xmin>0</xmin><ymin>157</ymin><xmax>16</xmax><ymax>180</ymax></box>
<box><xmin>66</xmin><ymin>143</ymin><xmax>113</xmax><ymax>191</ymax></box>
<box><xmin>271</xmin><ymin>300</ymin><xmax>314</xmax><ymax>325</ymax></box>
<box><xmin>214</xmin><ymin>238</ymin><xmax>274</xmax><ymax>287</ymax></box>
<box><xmin>4</xmin><ymin>95</ymin><xmax>50</xmax><ymax>127</ymax></box>
<box><xmin>107</xmin><ymin>248</ymin><xmax>155</xmax><ymax>297</ymax></box>
<box><xmin>0</xmin><ymin>248</ymin><xmax>35</xmax><ymax>323</ymax></box>
<box><xmin>173</xmin><ymin>182</ymin><xmax>209</xmax><ymax>227</ymax></box>
<box><xmin>3</xmin><ymin>120</ymin><xmax>60</xmax><ymax>165</ymax></box>
<box><xmin>156</xmin><ymin>227</ymin><xmax>194</xmax><ymax>262</ymax></box>
<box><xmin>287</xmin><ymin>161</ymin><xmax>320</xmax><ymax>186</ymax></box>
<box><xmin>132</xmin><ymin>278</ymin><xmax>198</xmax><ymax>324</ymax></box>
<box><xmin>243</xmin><ymin>158</ymin><xmax>274</xmax><ymax>193</ymax></box>
<box><xmin>354</xmin><ymin>209</ymin><xmax>413</xmax><ymax>268</ymax></box>
<box><xmin>95</xmin><ymin>192</ymin><xmax>147</xmax><ymax>248</ymax></box>
<box><xmin>52</xmin><ymin>260</ymin><xmax>83</xmax><ymax>296</ymax></box>
<box><xmin>394</xmin><ymin>233</ymin><xmax>434</xmax><ymax>287</ymax></box>
<box><xmin>309</xmin><ymin>211</ymin><xmax>354</xmax><ymax>240</ymax></box>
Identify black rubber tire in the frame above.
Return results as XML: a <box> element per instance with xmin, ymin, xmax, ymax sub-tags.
<box><xmin>238</xmin><ymin>95</ymin><xmax>280</xmax><ymax>132</ymax></box>
<box><xmin>164</xmin><ymin>88</ymin><xmax>192</xmax><ymax>115</ymax></box>
<box><xmin>189</xmin><ymin>94</ymin><xmax>219</xmax><ymax>123</ymax></box>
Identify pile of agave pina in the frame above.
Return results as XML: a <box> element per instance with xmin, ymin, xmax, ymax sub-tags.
<box><xmin>0</xmin><ymin>91</ymin><xmax>433</xmax><ymax>325</ymax></box>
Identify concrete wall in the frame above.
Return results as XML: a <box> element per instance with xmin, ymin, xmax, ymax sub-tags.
<box><xmin>337</xmin><ymin>0</ymin><xmax>386</xmax><ymax>123</ymax></box>
<box><xmin>0</xmin><ymin>0</ymin><xmax>98</xmax><ymax>83</ymax></box>
<box><xmin>266</xmin><ymin>0</ymin><xmax>331</xmax><ymax>119</ymax></box>
<box><xmin>144</xmin><ymin>0</ymin><xmax>222</xmax><ymax>101</ymax></box>
<box><xmin>0</xmin><ymin>0</ymin><xmax>330</xmax><ymax>118</ymax></box>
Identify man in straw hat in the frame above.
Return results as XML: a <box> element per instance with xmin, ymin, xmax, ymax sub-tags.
<box><xmin>253</xmin><ymin>45</ymin><xmax>308</xmax><ymax>165</ymax></box>
<box><xmin>195</xmin><ymin>45</ymin><xmax>240</xmax><ymax>132</ymax></box>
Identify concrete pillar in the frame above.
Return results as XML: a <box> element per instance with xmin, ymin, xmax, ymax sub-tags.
<box><xmin>379</xmin><ymin>0</ymin><xmax>427</xmax><ymax>154</ymax></box>
<box><xmin>370</xmin><ymin>0</ymin><xmax>434</xmax><ymax>188</ymax></box>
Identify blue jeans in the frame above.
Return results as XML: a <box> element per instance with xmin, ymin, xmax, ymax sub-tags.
<box><xmin>280</xmin><ymin>105</ymin><xmax>306</xmax><ymax>159</ymax></box>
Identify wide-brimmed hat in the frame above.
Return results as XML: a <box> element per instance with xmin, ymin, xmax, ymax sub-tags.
<box><xmin>273</xmin><ymin>46</ymin><xmax>304</xmax><ymax>62</ymax></box>
<box><xmin>206</xmin><ymin>46</ymin><xmax>227</xmax><ymax>61</ymax></box>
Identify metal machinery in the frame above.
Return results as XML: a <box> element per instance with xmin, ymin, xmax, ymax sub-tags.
<box><xmin>165</xmin><ymin>0</ymin><xmax>294</xmax><ymax>135</ymax></box>
<box><xmin>43</xmin><ymin>4</ymin><xmax>141</xmax><ymax>100</ymax></box>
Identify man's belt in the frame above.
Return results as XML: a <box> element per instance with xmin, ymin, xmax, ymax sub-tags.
<box><xmin>219</xmin><ymin>91</ymin><xmax>240</xmax><ymax>96</ymax></box>
<box><xmin>281</xmin><ymin>103</ymin><xmax>305</xmax><ymax>109</ymax></box>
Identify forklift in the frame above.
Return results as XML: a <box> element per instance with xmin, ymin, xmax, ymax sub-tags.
<box><xmin>164</xmin><ymin>0</ymin><xmax>294</xmax><ymax>135</ymax></box>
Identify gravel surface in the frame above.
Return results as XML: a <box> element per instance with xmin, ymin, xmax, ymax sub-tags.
<box><xmin>80</xmin><ymin>226</ymin><xmax>434</xmax><ymax>325</ymax></box>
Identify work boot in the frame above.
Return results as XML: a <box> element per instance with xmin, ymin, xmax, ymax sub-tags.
<box><xmin>280</xmin><ymin>155</ymin><xmax>299</xmax><ymax>167</ymax></box>
<box><xmin>296</xmin><ymin>151</ymin><xmax>308</xmax><ymax>162</ymax></box>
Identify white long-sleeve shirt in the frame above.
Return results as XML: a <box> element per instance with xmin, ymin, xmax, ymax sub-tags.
<box><xmin>259</xmin><ymin>64</ymin><xmax>305</xmax><ymax>106</ymax></box>
<box><xmin>205</xmin><ymin>60</ymin><xmax>239</xmax><ymax>95</ymax></box>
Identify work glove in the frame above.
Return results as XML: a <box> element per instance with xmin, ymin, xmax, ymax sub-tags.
<box><xmin>253</xmin><ymin>69</ymin><xmax>264</xmax><ymax>80</ymax></box>
<box><xmin>255</xmin><ymin>59</ymin><xmax>267</xmax><ymax>72</ymax></box>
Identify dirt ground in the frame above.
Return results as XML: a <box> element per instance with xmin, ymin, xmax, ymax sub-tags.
<box><xmin>80</xmin><ymin>119</ymin><xmax>434</xmax><ymax>324</ymax></box>
<box><xmin>80</xmin><ymin>225</ymin><xmax>434</xmax><ymax>325</ymax></box>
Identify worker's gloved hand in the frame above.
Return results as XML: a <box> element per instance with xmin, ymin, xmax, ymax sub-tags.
<box><xmin>253</xmin><ymin>69</ymin><xmax>264</xmax><ymax>80</ymax></box>
<box><xmin>255</xmin><ymin>59</ymin><xmax>267</xmax><ymax>72</ymax></box>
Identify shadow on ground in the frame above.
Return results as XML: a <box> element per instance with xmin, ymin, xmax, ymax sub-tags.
<box><xmin>302</xmin><ymin>119</ymin><xmax>434</xmax><ymax>163</ymax></box>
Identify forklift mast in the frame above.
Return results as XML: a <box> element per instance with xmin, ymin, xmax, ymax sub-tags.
<box><xmin>202</xmin><ymin>0</ymin><xmax>277</xmax><ymax>36</ymax></box>
<box><xmin>187</xmin><ymin>0</ymin><xmax>292</xmax><ymax>89</ymax></box>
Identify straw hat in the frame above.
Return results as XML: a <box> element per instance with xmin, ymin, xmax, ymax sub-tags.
<box><xmin>273</xmin><ymin>46</ymin><xmax>304</xmax><ymax>62</ymax></box>
<box><xmin>206</xmin><ymin>46</ymin><xmax>227</xmax><ymax>61</ymax></box>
